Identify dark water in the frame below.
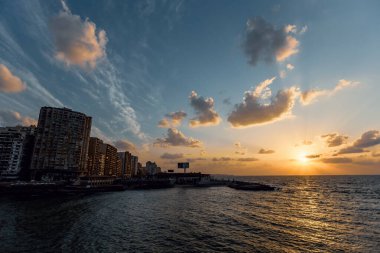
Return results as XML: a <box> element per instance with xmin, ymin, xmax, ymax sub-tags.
<box><xmin>1</xmin><ymin>176</ymin><xmax>380</xmax><ymax>252</ymax></box>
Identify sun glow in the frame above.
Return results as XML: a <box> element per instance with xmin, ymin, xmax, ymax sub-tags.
<box><xmin>297</xmin><ymin>151</ymin><xmax>309</xmax><ymax>164</ymax></box>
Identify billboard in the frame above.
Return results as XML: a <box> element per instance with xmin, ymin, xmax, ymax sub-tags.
<box><xmin>177</xmin><ymin>162</ymin><xmax>189</xmax><ymax>169</ymax></box>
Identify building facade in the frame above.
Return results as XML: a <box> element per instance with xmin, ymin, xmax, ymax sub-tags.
<box><xmin>31</xmin><ymin>107</ymin><xmax>92</xmax><ymax>179</ymax></box>
<box><xmin>118</xmin><ymin>151</ymin><xmax>132</xmax><ymax>178</ymax></box>
<box><xmin>0</xmin><ymin>126</ymin><xmax>35</xmax><ymax>181</ymax></box>
<box><xmin>87</xmin><ymin>137</ymin><xmax>105</xmax><ymax>176</ymax></box>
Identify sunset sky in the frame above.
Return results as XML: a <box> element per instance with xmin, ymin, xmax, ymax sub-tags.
<box><xmin>1</xmin><ymin>0</ymin><xmax>379</xmax><ymax>175</ymax></box>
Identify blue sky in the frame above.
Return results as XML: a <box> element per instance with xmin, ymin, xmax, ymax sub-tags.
<box><xmin>1</xmin><ymin>0</ymin><xmax>380</xmax><ymax>174</ymax></box>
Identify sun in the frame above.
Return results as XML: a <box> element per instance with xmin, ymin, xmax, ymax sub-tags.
<box><xmin>297</xmin><ymin>151</ymin><xmax>309</xmax><ymax>164</ymax></box>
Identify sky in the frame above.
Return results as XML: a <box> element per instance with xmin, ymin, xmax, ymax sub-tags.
<box><xmin>1</xmin><ymin>0</ymin><xmax>380</xmax><ymax>175</ymax></box>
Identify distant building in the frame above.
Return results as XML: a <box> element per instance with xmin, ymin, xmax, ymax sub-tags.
<box><xmin>146</xmin><ymin>161</ymin><xmax>160</xmax><ymax>175</ymax></box>
<box><xmin>31</xmin><ymin>107</ymin><xmax>91</xmax><ymax>180</ymax></box>
<box><xmin>118</xmin><ymin>151</ymin><xmax>132</xmax><ymax>178</ymax></box>
<box><xmin>0</xmin><ymin>126</ymin><xmax>36</xmax><ymax>181</ymax></box>
<box><xmin>131</xmin><ymin>155</ymin><xmax>138</xmax><ymax>177</ymax></box>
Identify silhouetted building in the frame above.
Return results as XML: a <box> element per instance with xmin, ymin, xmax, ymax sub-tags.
<box><xmin>146</xmin><ymin>161</ymin><xmax>160</xmax><ymax>175</ymax></box>
<box><xmin>0</xmin><ymin>126</ymin><xmax>36</xmax><ymax>181</ymax></box>
<box><xmin>131</xmin><ymin>155</ymin><xmax>138</xmax><ymax>177</ymax></box>
<box><xmin>104</xmin><ymin>144</ymin><xmax>117</xmax><ymax>176</ymax></box>
<box><xmin>118</xmin><ymin>151</ymin><xmax>132</xmax><ymax>177</ymax></box>
<box><xmin>31</xmin><ymin>107</ymin><xmax>91</xmax><ymax>180</ymax></box>
<box><xmin>87</xmin><ymin>137</ymin><xmax>105</xmax><ymax>176</ymax></box>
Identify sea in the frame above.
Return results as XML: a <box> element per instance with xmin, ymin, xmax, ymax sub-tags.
<box><xmin>1</xmin><ymin>175</ymin><xmax>380</xmax><ymax>252</ymax></box>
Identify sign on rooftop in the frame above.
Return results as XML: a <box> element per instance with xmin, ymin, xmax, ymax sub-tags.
<box><xmin>178</xmin><ymin>162</ymin><xmax>189</xmax><ymax>169</ymax></box>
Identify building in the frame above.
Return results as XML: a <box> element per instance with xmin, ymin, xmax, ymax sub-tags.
<box><xmin>146</xmin><ymin>161</ymin><xmax>160</xmax><ymax>175</ymax></box>
<box><xmin>31</xmin><ymin>107</ymin><xmax>92</xmax><ymax>180</ymax></box>
<box><xmin>87</xmin><ymin>137</ymin><xmax>105</xmax><ymax>176</ymax></box>
<box><xmin>87</xmin><ymin>137</ymin><xmax>119</xmax><ymax>177</ymax></box>
<box><xmin>0</xmin><ymin>126</ymin><xmax>36</xmax><ymax>181</ymax></box>
<box><xmin>104</xmin><ymin>144</ymin><xmax>117</xmax><ymax>176</ymax></box>
<box><xmin>118</xmin><ymin>151</ymin><xmax>132</xmax><ymax>178</ymax></box>
<box><xmin>131</xmin><ymin>155</ymin><xmax>138</xmax><ymax>177</ymax></box>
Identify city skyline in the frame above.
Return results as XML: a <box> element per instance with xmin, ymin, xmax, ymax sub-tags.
<box><xmin>1</xmin><ymin>0</ymin><xmax>380</xmax><ymax>175</ymax></box>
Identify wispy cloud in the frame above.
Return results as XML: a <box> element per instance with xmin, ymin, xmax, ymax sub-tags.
<box><xmin>300</xmin><ymin>79</ymin><xmax>358</xmax><ymax>105</ymax></box>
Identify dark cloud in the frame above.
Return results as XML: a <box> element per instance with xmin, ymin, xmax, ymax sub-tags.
<box><xmin>212</xmin><ymin>157</ymin><xmax>232</xmax><ymax>162</ymax></box>
<box><xmin>189</xmin><ymin>91</ymin><xmax>221</xmax><ymax>127</ymax></box>
<box><xmin>0</xmin><ymin>64</ymin><xmax>26</xmax><ymax>93</ymax></box>
<box><xmin>228</xmin><ymin>78</ymin><xmax>298</xmax><ymax>127</ymax></box>
<box><xmin>186</xmin><ymin>157</ymin><xmax>207</xmax><ymax>163</ymax></box>
<box><xmin>155</xmin><ymin>128</ymin><xmax>202</xmax><ymax>148</ymax></box>
<box><xmin>306</xmin><ymin>154</ymin><xmax>321</xmax><ymax>159</ymax></box>
<box><xmin>320</xmin><ymin>157</ymin><xmax>352</xmax><ymax>164</ymax></box>
<box><xmin>337</xmin><ymin>130</ymin><xmax>380</xmax><ymax>155</ymax></box>
<box><xmin>114</xmin><ymin>139</ymin><xmax>136</xmax><ymax>152</ymax></box>
<box><xmin>50</xmin><ymin>5</ymin><xmax>107</xmax><ymax>68</ymax></box>
<box><xmin>160</xmin><ymin>153</ymin><xmax>183</xmax><ymax>159</ymax></box>
<box><xmin>0</xmin><ymin>110</ymin><xmax>37</xmax><ymax>126</ymax></box>
<box><xmin>322</xmin><ymin>133</ymin><xmax>348</xmax><ymax>147</ymax></box>
<box><xmin>258</xmin><ymin>148</ymin><xmax>275</xmax><ymax>154</ymax></box>
<box><xmin>243</xmin><ymin>17</ymin><xmax>299</xmax><ymax>65</ymax></box>
<box><xmin>223</xmin><ymin>98</ymin><xmax>231</xmax><ymax>105</ymax></box>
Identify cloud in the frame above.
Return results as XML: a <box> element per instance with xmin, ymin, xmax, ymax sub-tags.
<box><xmin>0</xmin><ymin>110</ymin><xmax>37</xmax><ymax>126</ymax></box>
<box><xmin>320</xmin><ymin>157</ymin><xmax>352</xmax><ymax>164</ymax></box>
<box><xmin>50</xmin><ymin>4</ymin><xmax>107</xmax><ymax>68</ymax></box>
<box><xmin>300</xmin><ymin>79</ymin><xmax>357</xmax><ymax>105</ymax></box>
<box><xmin>234</xmin><ymin>141</ymin><xmax>247</xmax><ymax>155</ymax></box>
<box><xmin>186</xmin><ymin>157</ymin><xmax>207</xmax><ymax>163</ymax></box>
<box><xmin>306</xmin><ymin>154</ymin><xmax>321</xmax><ymax>159</ymax></box>
<box><xmin>237</xmin><ymin>157</ymin><xmax>259</xmax><ymax>162</ymax></box>
<box><xmin>228</xmin><ymin>77</ymin><xmax>298</xmax><ymax>127</ymax></box>
<box><xmin>212</xmin><ymin>157</ymin><xmax>232</xmax><ymax>162</ymax></box>
<box><xmin>286</xmin><ymin>64</ymin><xmax>294</xmax><ymax>70</ymax></box>
<box><xmin>155</xmin><ymin>128</ymin><xmax>202</xmax><ymax>148</ymax></box>
<box><xmin>223</xmin><ymin>98</ymin><xmax>231</xmax><ymax>105</ymax></box>
<box><xmin>373</xmin><ymin>152</ymin><xmax>380</xmax><ymax>157</ymax></box>
<box><xmin>258</xmin><ymin>148</ymin><xmax>275</xmax><ymax>154</ymax></box>
<box><xmin>322</xmin><ymin>133</ymin><xmax>348</xmax><ymax>147</ymax></box>
<box><xmin>0</xmin><ymin>64</ymin><xmax>26</xmax><ymax>93</ymax></box>
<box><xmin>243</xmin><ymin>17</ymin><xmax>300</xmax><ymax>65</ymax></box>
<box><xmin>189</xmin><ymin>91</ymin><xmax>221</xmax><ymax>127</ymax></box>
<box><xmin>302</xmin><ymin>140</ymin><xmax>313</xmax><ymax>145</ymax></box>
<box><xmin>337</xmin><ymin>130</ymin><xmax>380</xmax><ymax>155</ymax></box>
<box><xmin>114</xmin><ymin>139</ymin><xmax>136</xmax><ymax>152</ymax></box>
<box><xmin>212</xmin><ymin>157</ymin><xmax>258</xmax><ymax>162</ymax></box>
<box><xmin>160</xmin><ymin>153</ymin><xmax>184</xmax><ymax>159</ymax></box>
<box><xmin>158</xmin><ymin>111</ymin><xmax>187</xmax><ymax>128</ymax></box>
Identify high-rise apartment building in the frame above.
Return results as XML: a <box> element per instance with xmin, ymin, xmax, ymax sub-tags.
<box><xmin>104</xmin><ymin>144</ymin><xmax>117</xmax><ymax>176</ymax></box>
<box><xmin>118</xmin><ymin>151</ymin><xmax>132</xmax><ymax>178</ymax></box>
<box><xmin>0</xmin><ymin>126</ymin><xmax>35</xmax><ymax>180</ymax></box>
<box><xmin>87</xmin><ymin>137</ymin><xmax>105</xmax><ymax>176</ymax></box>
<box><xmin>31</xmin><ymin>107</ymin><xmax>91</xmax><ymax>178</ymax></box>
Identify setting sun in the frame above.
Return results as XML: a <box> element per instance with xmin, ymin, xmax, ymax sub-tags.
<box><xmin>297</xmin><ymin>152</ymin><xmax>309</xmax><ymax>164</ymax></box>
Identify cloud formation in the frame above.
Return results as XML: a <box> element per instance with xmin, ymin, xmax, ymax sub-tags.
<box><xmin>258</xmin><ymin>148</ymin><xmax>275</xmax><ymax>154</ymax></box>
<box><xmin>50</xmin><ymin>5</ymin><xmax>107</xmax><ymax>68</ymax></box>
<box><xmin>158</xmin><ymin>111</ymin><xmax>187</xmax><ymax>128</ymax></box>
<box><xmin>189</xmin><ymin>91</ymin><xmax>221</xmax><ymax>127</ymax></box>
<box><xmin>243</xmin><ymin>17</ymin><xmax>300</xmax><ymax>65</ymax></box>
<box><xmin>160</xmin><ymin>153</ymin><xmax>184</xmax><ymax>159</ymax></box>
<box><xmin>212</xmin><ymin>157</ymin><xmax>232</xmax><ymax>162</ymax></box>
<box><xmin>300</xmin><ymin>79</ymin><xmax>357</xmax><ymax>105</ymax></box>
<box><xmin>320</xmin><ymin>157</ymin><xmax>352</xmax><ymax>164</ymax></box>
<box><xmin>237</xmin><ymin>157</ymin><xmax>259</xmax><ymax>162</ymax></box>
<box><xmin>114</xmin><ymin>139</ymin><xmax>136</xmax><ymax>152</ymax></box>
<box><xmin>0</xmin><ymin>64</ymin><xmax>26</xmax><ymax>93</ymax></box>
<box><xmin>322</xmin><ymin>133</ymin><xmax>348</xmax><ymax>147</ymax></box>
<box><xmin>338</xmin><ymin>130</ymin><xmax>380</xmax><ymax>155</ymax></box>
<box><xmin>228</xmin><ymin>77</ymin><xmax>298</xmax><ymax>127</ymax></box>
<box><xmin>0</xmin><ymin>110</ymin><xmax>37</xmax><ymax>126</ymax></box>
<box><xmin>155</xmin><ymin>128</ymin><xmax>202</xmax><ymax>148</ymax></box>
